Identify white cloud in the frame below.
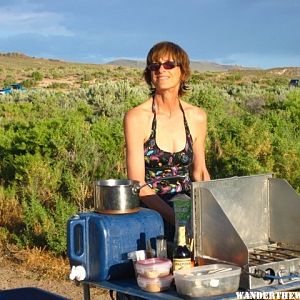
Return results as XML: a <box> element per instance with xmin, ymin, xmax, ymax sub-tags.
<box><xmin>0</xmin><ymin>7</ymin><xmax>74</xmax><ymax>37</ymax></box>
<box><xmin>0</xmin><ymin>1</ymin><xmax>298</xmax><ymax>68</ymax></box>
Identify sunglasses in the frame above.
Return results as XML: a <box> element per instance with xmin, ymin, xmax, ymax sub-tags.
<box><xmin>147</xmin><ymin>61</ymin><xmax>179</xmax><ymax>72</ymax></box>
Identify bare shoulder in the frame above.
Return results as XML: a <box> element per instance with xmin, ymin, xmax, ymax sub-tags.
<box><xmin>124</xmin><ymin>98</ymin><xmax>153</xmax><ymax>124</ymax></box>
<box><xmin>181</xmin><ymin>100</ymin><xmax>208</xmax><ymax>124</ymax></box>
<box><xmin>124</xmin><ymin>98</ymin><xmax>154</xmax><ymax>139</ymax></box>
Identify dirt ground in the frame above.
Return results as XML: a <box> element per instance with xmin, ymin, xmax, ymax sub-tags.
<box><xmin>0</xmin><ymin>245</ymin><xmax>111</xmax><ymax>300</ymax></box>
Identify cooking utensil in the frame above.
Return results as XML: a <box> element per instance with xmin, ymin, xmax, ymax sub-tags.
<box><xmin>94</xmin><ymin>179</ymin><xmax>140</xmax><ymax>214</ymax></box>
<box><xmin>94</xmin><ymin>175</ymin><xmax>186</xmax><ymax>214</ymax></box>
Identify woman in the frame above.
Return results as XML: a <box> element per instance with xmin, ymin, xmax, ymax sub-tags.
<box><xmin>124</xmin><ymin>41</ymin><xmax>210</xmax><ymax>239</ymax></box>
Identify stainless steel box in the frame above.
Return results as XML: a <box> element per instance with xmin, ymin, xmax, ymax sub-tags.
<box><xmin>192</xmin><ymin>174</ymin><xmax>300</xmax><ymax>289</ymax></box>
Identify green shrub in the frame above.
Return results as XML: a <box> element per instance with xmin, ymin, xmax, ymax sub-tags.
<box><xmin>19</xmin><ymin>195</ymin><xmax>77</xmax><ymax>254</ymax></box>
<box><xmin>0</xmin><ymin>75</ymin><xmax>299</xmax><ymax>255</ymax></box>
<box><xmin>21</xmin><ymin>79</ymin><xmax>35</xmax><ymax>88</ymax></box>
<box><xmin>31</xmin><ymin>71</ymin><xmax>44</xmax><ymax>81</ymax></box>
<box><xmin>47</xmin><ymin>82</ymin><xmax>69</xmax><ymax>89</ymax></box>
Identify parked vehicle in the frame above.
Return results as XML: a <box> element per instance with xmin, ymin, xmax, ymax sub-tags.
<box><xmin>0</xmin><ymin>83</ymin><xmax>26</xmax><ymax>95</ymax></box>
<box><xmin>0</xmin><ymin>88</ymin><xmax>12</xmax><ymax>95</ymax></box>
<box><xmin>289</xmin><ymin>78</ymin><xmax>299</xmax><ymax>87</ymax></box>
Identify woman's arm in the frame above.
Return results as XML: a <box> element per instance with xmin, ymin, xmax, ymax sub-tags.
<box><xmin>124</xmin><ymin>108</ymin><xmax>175</xmax><ymax>225</ymax></box>
<box><xmin>190</xmin><ymin>107</ymin><xmax>211</xmax><ymax>182</ymax></box>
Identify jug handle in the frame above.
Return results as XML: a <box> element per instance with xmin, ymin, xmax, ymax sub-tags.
<box><xmin>67</xmin><ymin>216</ymin><xmax>86</xmax><ymax>262</ymax></box>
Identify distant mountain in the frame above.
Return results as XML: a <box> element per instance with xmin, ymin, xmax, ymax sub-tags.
<box><xmin>1</xmin><ymin>52</ymin><xmax>299</xmax><ymax>75</ymax></box>
<box><xmin>190</xmin><ymin>61</ymin><xmax>246</xmax><ymax>72</ymax></box>
<box><xmin>105</xmin><ymin>59</ymin><xmax>146</xmax><ymax>69</ymax></box>
<box><xmin>105</xmin><ymin>59</ymin><xmax>247</xmax><ymax>72</ymax></box>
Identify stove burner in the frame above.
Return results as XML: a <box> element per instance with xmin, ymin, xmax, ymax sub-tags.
<box><xmin>248</xmin><ymin>243</ymin><xmax>300</xmax><ymax>266</ymax></box>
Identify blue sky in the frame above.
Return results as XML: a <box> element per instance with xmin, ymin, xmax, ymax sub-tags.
<box><xmin>0</xmin><ymin>0</ymin><xmax>299</xmax><ymax>69</ymax></box>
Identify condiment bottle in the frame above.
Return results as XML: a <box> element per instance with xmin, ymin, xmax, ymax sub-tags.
<box><xmin>172</xmin><ymin>225</ymin><xmax>191</xmax><ymax>271</ymax></box>
<box><xmin>190</xmin><ymin>238</ymin><xmax>195</xmax><ymax>267</ymax></box>
<box><xmin>146</xmin><ymin>240</ymin><xmax>155</xmax><ymax>258</ymax></box>
<box><xmin>156</xmin><ymin>235</ymin><xmax>167</xmax><ymax>258</ymax></box>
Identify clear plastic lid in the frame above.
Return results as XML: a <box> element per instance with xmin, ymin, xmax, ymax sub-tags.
<box><xmin>135</xmin><ymin>258</ymin><xmax>172</xmax><ymax>278</ymax></box>
<box><xmin>136</xmin><ymin>258</ymin><xmax>172</xmax><ymax>269</ymax></box>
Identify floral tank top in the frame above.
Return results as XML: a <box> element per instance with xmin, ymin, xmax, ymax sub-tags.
<box><xmin>144</xmin><ymin>100</ymin><xmax>193</xmax><ymax>196</ymax></box>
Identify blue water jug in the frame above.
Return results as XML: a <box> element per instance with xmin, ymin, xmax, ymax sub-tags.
<box><xmin>67</xmin><ymin>208</ymin><xmax>164</xmax><ymax>282</ymax></box>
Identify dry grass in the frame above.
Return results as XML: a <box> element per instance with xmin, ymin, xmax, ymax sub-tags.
<box><xmin>1</xmin><ymin>244</ymin><xmax>70</xmax><ymax>280</ymax></box>
<box><xmin>0</xmin><ymin>243</ymin><xmax>111</xmax><ymax>299</ymax></box>
<box><xmin>0</xmin><ymin>187</ymin><xmax>23</xmax><ymax>229</ymax></box>
<box><xmin>23</xmin><ymin>247</ymin><xmax>70</xmax><ymax>280</ymax></box>
<box><xmin>0</xmin><ymin>52</ymin><xmax>143</xmax><ymax>91</ymax></box>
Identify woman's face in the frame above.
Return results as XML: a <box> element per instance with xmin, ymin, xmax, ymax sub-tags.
<box><xmin>150</xmin><ymin>56</ymin><xmax>182</xmax><ymax>94</ymax></box>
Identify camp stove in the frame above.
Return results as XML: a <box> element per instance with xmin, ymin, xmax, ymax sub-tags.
<box><xmin>247</xmin><ymin>243</ymin><xmax>300</xmax><ymax>288</ymax></box>
<box><xmin>192</xmin><ymin>174</ymin><xmax>300</xmax><ymax>289</ymax></box>
<box><xmin>249</xmin><ymin>244</ymin><xmax>300</xmax><ymax>265</ymax></box>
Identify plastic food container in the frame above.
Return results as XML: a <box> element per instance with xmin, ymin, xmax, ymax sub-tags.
<box><xmin>135</xmin><ymin>258</ymin><xmax>172</xmax><ymax>278</ymax></box>
<box><xmin>137</xmin><ymin>274</ymin><xmax>173</xmax><ymax>292</ymax></box>
<box><xmin>173</xmin><ymin>263</ymin><xmax>241</xmax><ymax>298</ymax></box>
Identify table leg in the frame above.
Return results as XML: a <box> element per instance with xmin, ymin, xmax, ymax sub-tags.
<box><xmin>83</xmin><ymin>283</ymin><xmax>91</xmax><ymax>300</ymax></box>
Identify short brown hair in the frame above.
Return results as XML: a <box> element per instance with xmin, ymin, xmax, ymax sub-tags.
<box><xmin>143</xmin><ymin>41</ymin><xmax>191</xmax><ymax>96</ymax></box>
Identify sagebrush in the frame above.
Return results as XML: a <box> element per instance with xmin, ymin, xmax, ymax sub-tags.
<box><xmin>0</xmin><ymin>67</ymin><xmax>299</xmax><ymax>255</ymax></box>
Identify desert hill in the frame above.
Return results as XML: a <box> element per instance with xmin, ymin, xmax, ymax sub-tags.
<box><xmin>105</xmin><ymin>58</ymin><xmax>246</xmax><ymax>72</ymax></box>
<box><xmin>0</xmin><ymin>52</ymin><xmax>300</xmax><ymax>91</ymax></box>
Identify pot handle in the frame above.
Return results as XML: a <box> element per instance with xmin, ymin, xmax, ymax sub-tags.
<box><xmin>132</xmin><ymin>182</ymin><xmax>141</xmax><ymax>195</ymax></box>
<box><xmin>132</xmin><ymin>175</ymin><xmax>187</xmax><ymax>194</ymax></box>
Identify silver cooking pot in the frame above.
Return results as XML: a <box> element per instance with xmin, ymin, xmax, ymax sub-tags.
<box><xmin>94</xmin><ymin>175</ymin><xmax>186</xmax><ymax>214</ymax></box>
